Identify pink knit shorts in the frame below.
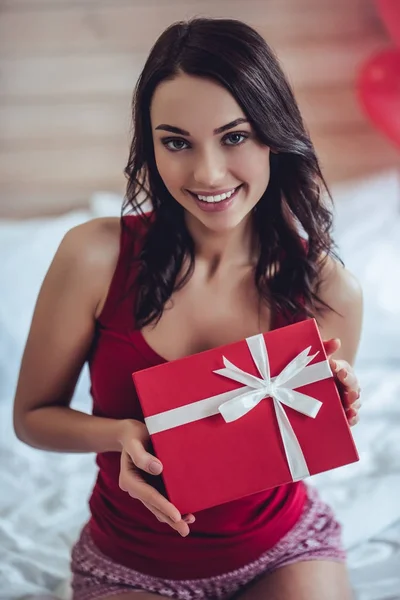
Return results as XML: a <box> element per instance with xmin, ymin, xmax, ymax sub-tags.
<box><xmin>70</xmin><ymin>486</ymin><xmax>346</xmax><ymax>600</ymax></box>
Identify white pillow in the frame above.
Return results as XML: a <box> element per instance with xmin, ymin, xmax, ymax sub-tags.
<box><xmin>0</xmin><ymin>209</ymin><xmax>92</xmax><ymax>400</ymax></box>
<box><xmin>89</xmin><ymin>191</ymin><xmax>152</xmax><ymax>217</ymax></box>
<box><xmin>332</xmin><ymin>170</ymin><xmax>400</xmax><ymax>246</ymax></box>
<box><xmin>331</xmin><ymin>171</ymin><xmax>400</xmax><ymax>363</ymax></box>
<box><xmin>89</xmin><ymin>191</ymin><xmax>124</xmax><ymax>217</ymax></box>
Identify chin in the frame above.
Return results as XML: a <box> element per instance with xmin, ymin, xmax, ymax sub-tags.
<box><xmin>199</xmin><ymin>213</ymin><xmax>249</xmax><ymax>234</ymax></box>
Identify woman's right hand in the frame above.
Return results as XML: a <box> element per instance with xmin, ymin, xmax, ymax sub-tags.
<box><xmin>118</xmin><ymin>419</ymin><xmax>195</xmax><ymax>537</ymax></box>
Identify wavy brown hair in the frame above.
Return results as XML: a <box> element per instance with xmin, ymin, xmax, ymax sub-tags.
<box><xmin>123</xmin><ymin>17</ymin><xmax>339</xmax><ymax>328</ymax></box>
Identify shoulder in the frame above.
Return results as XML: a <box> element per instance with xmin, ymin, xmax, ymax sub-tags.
<box><xmin>55</xmin><ymin>217</ymin><xmax>122</xmax><ymax>318</ymax></box>
<box><xmin>316</xmin><ymin>255</ymin><xmax>363</xmax><ymax>364</ymax></box>
<box><xmin>318</xmin><ymin>255</ymin><xmax>363</xmax><ymax>314</ymax></box>
<box><xmin>59</xmin><ymin>217</ymin><xmax>121</xmax><ymax>272</ymax></box>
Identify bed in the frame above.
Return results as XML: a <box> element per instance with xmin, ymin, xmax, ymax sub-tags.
<box><xmin>0</xmin><ymin>172</ymin><xmax>400</xmax><ymax>600</ymax></box>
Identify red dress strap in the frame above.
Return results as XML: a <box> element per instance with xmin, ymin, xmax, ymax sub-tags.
<box><xmin>97</xmin><ymin>215</ymin><xmax>146</xmax><ymax>328</ymax></box>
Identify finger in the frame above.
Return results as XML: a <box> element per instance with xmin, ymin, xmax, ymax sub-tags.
<box><xmin>343</xmin><ymin>391</ymin><xmax>361</xmax><ymax>408</ymax></box>
<box><xmin>142</xmin><ymin>501</ymin><xmax>190</xmax><ymax>537</ymax></box>
<box><xmin>323</xmin><ymin>338</ymin><xmax>341</xmax><ymax>358</ymax></box>
<box><xmin>336</xmin><ymin>368</ymin><xmax>358</xmax><ymax>390</ymax></box>
<box><xmin>146</xmin><ymin>503</ymin><xmax>194</xmax><ymax>531</ymax></box>
<box><xmin>127</xmin><ymin>439</ymin><xmax>164</xmax><ymax>476</ymax></box>
<box><xmin>346</xmin><ymin>404</ymin><xmax>362</xmax><ymax>420</ymax></box>
<box><xmin>129</xmin><ymin>479</ymin><xmax>182</xmax><ymax>523</ymax></box>
<box><xmin>349</xmin><ymin>414</ymin><xmax>360</xmax><ymax>427</ymax></box>
<box><xmin>338</xmin><ymin>369</ymin><xmax>358</xmax><ymax>389</ymax></box>
<box><xmin>119</xmin><ymin>453</ymin><xmax>182</xmax><ymax>523</ymax></box>
<box><xmin>330</xmin><ymin>358</ymin><xmax>344</xmax><ymax>374</ymax></box>
<box><xmin>345</xmin><ymin>407</ymin><xmax>357</xmax><ymax>418</ymax></box>
<box><xmin>142</xmin><ymin>500</ymin><xmax>165</xmax><ymax>522</ymax></box>
<box><xmin>183</xmin><ymin>514</ymin><xmax>196</xmax><ymax>524</ymax></box>
<box><xmin>347</xmin><ymin>397</ymin><xmax>361</xmax><ymax>411</ymax></box>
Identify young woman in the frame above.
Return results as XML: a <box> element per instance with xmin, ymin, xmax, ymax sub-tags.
<box><xmin>13</xmin><ymin>18</ymin><xmax>362</xmax><ymax>600</ymax></box>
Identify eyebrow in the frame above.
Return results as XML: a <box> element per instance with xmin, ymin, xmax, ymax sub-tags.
<box><xmin>155</xmin><ymin>118</ymin><xmax>249</xmax><ymax>136</ymax></box>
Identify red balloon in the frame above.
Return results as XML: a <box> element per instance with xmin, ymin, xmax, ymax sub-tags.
<box><xmin>357</xmin><ymin>49</ymin><xmax>400</xmax><ymax>148</ymax></box>
<box><xmin>376</xmin><ymin>0</ymin><xmax>400</xmax><ymax>47</ymax></box>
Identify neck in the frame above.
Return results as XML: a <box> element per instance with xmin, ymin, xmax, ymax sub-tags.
<box><xmin>185</xmin><ymin>212</ymin><xmax>257</xmax><ymax>271</ymax></box>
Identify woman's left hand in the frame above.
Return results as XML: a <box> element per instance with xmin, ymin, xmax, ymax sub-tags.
<box><xmin>323</xmin><ymin>338</ymin><xmax>361</xmax><ymax>427</ymax></box>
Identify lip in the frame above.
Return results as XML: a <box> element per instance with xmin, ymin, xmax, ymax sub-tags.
<box><xmin>189</xmin><ymin>184</ymin><xmax>243</xmax><ymax>213</ymax></box>
<box><xmin>188</xmin><ymin>185</ymin><xmax>241</xmax><ymax>197</ymax></box>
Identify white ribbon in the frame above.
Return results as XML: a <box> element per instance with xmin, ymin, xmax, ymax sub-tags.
<box><xmin>145</xmin><ymin>334</ymin><xmax>332</xmax><ymax>481</ymax></box>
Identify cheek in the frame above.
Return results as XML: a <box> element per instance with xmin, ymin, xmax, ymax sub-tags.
<box><xmin>233</xmin><ymin>146</ymin><xmax>270</xmax><ymax>187</ymax></box>
<box><xmin>154</xmin><ymin>147</ymin><xmax>185</xmax><ymax>190</ymax></box>
<box><xmin>252</xmin><ymin>161</ymin><xmax>270</xmax><ymax>189</ymax></box>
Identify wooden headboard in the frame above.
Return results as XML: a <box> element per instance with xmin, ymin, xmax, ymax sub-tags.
<box><xmin>1</xmin><ymin>0</ymin><xmax>399</xmax><ymax>218</ymax></box>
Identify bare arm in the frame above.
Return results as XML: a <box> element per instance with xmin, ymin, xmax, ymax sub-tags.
<box><xmin>12</xmin><ymin>217</ymin><xmax>198</xmax><ymax>533</ymax></box>
<box><xmin>13</xmin><ymin>218</ymin><xmax>127</xmax><ymax>453</ymax></box>
<box><xmin>317</xmin><ymin>256</ymin><xmax>363</xmax><ymax>366</ymax></box>
<box><xmin>315</xmin><ymin>256</ymin><xmax>363</xmax><ymax>426</ymax></box>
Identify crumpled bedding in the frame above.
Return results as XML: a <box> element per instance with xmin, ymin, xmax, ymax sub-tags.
<box><xmin>1</xmin><ymin>172</ymin><xmax>399</xmax><ymax>600</ymax></box>
<box><xmin>3</xmin><ymin>365</ymin><xmax>400</xmax><ymax>600</ymax></box>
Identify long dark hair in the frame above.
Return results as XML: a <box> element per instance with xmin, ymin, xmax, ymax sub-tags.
<box><xmin>123</xmin><ymin>17</ymin><xmax>339</xmax><ymax>328</ymax></box>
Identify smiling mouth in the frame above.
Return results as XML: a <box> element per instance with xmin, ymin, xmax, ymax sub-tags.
<box><xmin>188</xmin><ymin>185</ymin><xmax>243</xmax><ymax>204</ymax></box>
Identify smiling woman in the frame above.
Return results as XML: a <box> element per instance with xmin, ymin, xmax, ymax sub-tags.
<box><xmin>13</xmin><ymin>16</ymin><xmax>362</xmax><ymax>600</ymax></box>
<box><xmin>123</xmin><ymin>18</ymin><xmax>341</xmax><ymax>334</ymax></box>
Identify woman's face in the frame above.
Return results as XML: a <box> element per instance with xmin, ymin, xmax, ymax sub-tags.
<box><xmin>150</xmin><ymin>73</ymin><xmax>271</xmax><ymax>233</ymax></box>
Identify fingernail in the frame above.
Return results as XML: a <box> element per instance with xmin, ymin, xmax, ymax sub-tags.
<box><xmin>184</xmin><ymin>515</ymin><xmax>195</xmax><ymax>523</ymax></box>
<box><xmin>149</xmin><ymin>461</ymin><xmax>162</xmax><ymax>475</ymax></box>
<box><xmin>331</xmin><ymin>360</ymin><xmax>337</xmax><ymax>371</ymax></box>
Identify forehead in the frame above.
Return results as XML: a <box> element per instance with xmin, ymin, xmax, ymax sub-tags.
<box><xmin>150</xmin><ymin>73</ymin><xmax>246</xmax><ymax>134</ymax></box>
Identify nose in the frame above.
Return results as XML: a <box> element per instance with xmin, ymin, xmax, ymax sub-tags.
<box><xmin>192</xmin><ymin>147</ymin><xmax>227</xmax><ymax>188</ymax></box>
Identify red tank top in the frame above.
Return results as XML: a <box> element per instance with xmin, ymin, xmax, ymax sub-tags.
<box><xmin>88</xmin><ymin>215</ymin><xmax>307</xmax><ymax>579</ymax></box>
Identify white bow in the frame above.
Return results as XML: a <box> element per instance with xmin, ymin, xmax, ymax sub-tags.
<box><xmin>214</xmin><ymin>334</ymin><xmax>325</xmax><ymax>481</ymax></box>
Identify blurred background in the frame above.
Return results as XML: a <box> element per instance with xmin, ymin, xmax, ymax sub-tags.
<box><xmin>0</xmin><ymin>1</ymin><xmax>400</xmax><ymax>599</ymax></box>
<box><xmin>0</xmin><ymin>0</ymin><xmax>399</xmax><ymax>216</ymax></box>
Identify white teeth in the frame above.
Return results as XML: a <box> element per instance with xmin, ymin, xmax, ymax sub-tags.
<box><xmin>196</xmin><ymin>187</ymin><xmax>238</xmax><ymax>203</ymax></box>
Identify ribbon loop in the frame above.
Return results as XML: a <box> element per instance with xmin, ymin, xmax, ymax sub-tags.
<box><xmin>214</xmin><ymin>357</ymin><xmax>266</xmax><ymax>390</ymax></box>
<box><xmin>218</xmin><ymin>388</ymin><xmax>267</xmax><ymax>423</ymax></box>
<box><xmin>275</xmin><ymin>346</ymin><xmax>319</xmax><ymax>386</ymax></box>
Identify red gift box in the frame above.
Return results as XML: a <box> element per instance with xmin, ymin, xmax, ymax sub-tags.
<box><xmin>132</xmin><ymin>318</ymin><xmax>359</xmax><ymax>514</ymax></box>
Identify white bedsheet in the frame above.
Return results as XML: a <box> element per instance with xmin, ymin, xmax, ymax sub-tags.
<box><xmin>1</xmin><ymin>365</ymin><xmax>400</xmax><ymax>600</ymax></box>
<box><xmin>0</xmin><ymin>172</ymin><xmax>399</xmax><ymax>600</ymax></box>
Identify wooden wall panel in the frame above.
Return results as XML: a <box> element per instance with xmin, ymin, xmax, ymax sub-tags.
<box><xmin>0</xmin><ymin>38</ymin><xmax>388</xmax><ymax>100</ymax></box>
<box><xmin>0</xmin><ymin>1</ymin><xmax>381</xmax><ymax>56</ymax></box>
<box><xmin>0</xmin><ymin>0</ymin><xmax>398</xmax><ymax>217</ymax></box>
<box><xmin>0</xmin><ymin>100</ymin><xmax>131</xmax><ymax>144</ymax></box>
<box><xmin>0</xmin><ymin>54</ymin><xmax>145</xmax><ymax>99</ymax></box>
